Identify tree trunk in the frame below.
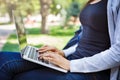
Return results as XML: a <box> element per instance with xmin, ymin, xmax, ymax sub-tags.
<box><xmin>39</xmin><ymin>0</ymin><xmax>52</xmax><ymax>34</ymax></box>
<box><xmin>41</xmin><ymin>15</ymin><xmax>47</xmax><ymax>33</ymax></box>
<box><xmin>8</xmin><ymin>8</ymin><xmax>13</xmax><ymax>23</ymax></box>
<box><xmin>6</xmin><ymin>2</ymin><xmax>16</xmax><ymax>23</ymax></box>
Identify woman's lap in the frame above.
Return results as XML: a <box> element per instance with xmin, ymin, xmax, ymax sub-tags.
<box><xmin>14</xmin><ymin>68</ymin><xmax>110</xmax><ymax>80</ymax></box>
<box><xmin>0</xmin><ymin>52</ymin><xmax>110</xmax><ymax>80</ymax></box>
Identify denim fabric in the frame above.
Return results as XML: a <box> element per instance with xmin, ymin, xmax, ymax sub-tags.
<box><xmin>0</xmin><ymin>52</ymin><xmax>40</xmax><ymax>80</ymax></box>
<box><xmin>63</xmin><ymin>26</ymin><xmax>83</xmax><ymax>49</ymax></box>
<box><xmin>0</xmin><ymin>52</ymin><xmax>110</xmax><ymax>80</ymax></box>
<box><xmin>14</xmin><ymin>69</ymin><xmax>110</xmax><ymax>80</ymax></box>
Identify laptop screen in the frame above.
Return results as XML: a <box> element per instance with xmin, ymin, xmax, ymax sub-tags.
<box><xmin>13</xmin><ymin>11</ymin><xmax>27</xmax><ymax>52</ymax></box>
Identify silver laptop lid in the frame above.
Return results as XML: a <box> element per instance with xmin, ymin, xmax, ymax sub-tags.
<box><xmin>13</xmin><ymin>10</ymin><xmax>27</xmax><ymax>54</ymax></box>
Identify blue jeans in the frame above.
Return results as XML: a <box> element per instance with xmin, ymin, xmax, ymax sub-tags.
<box><xmin>0</xmin><ymin>52</ymin><xmax>110</xmax><ymax>80</ymax></box>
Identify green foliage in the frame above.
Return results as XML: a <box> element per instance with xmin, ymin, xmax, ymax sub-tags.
<box><xmin>16</xmin><ymin>0</ymin><xmax>40</xmax><ymax>16</ymax></box>
<box><xmin>50</xmin><ymin>0</ymin><xmax>62</xmax><ymax>15</ymax></box>
<box><xmin>67</xmin><ymin>1</ymin><xmax>80</xmax><ymax>17</ymax></box>
<box><xmin>0</xmin><ymin>0</ymin><xmax>40</xmax><ymax>16</ymax></box>
<box><xmin>0</xmin><ymin>0</ymin><xmax>88</xmax><ymax>16</ymax></box>
<box><xmin>54</xmin><ymin>0</ymin><xmax>74</xmax><ymax>10</ymax></box>
<box><xmin>0</xmin><ymin>1</ymin><xmax>7</xmax><ymax>14</ymax></box>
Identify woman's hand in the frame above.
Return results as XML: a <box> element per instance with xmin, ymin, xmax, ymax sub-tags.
<box><xmin>39</xmin><ymin>51</ymin><xmax>70</xmax><ymax>71</ymax></box>
<box><xmin>38</xmin><ymin>45</ymin><xmax>65</xmax><ymax>57</ymax></box>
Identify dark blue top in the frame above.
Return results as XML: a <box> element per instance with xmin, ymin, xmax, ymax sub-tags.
<box><xmin>68</xmin><ymin>0</ymin><xmax>110</xmax><ymax>60</ymax></box>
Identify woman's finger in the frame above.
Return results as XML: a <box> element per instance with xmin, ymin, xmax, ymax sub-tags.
<box><xmin>38</xmin><ymin>46</ymin><xmax>54</xmax><ymax>53</ymax></box>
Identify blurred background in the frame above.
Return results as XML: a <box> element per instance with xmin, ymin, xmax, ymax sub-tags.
<box><xmin>0</xmin><ymin>0</ymin><xmax>88</xmax><ymax>52</ymax></box>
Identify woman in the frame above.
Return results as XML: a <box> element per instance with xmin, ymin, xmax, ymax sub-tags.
<box><xmin>0</xmin><ymin>0</ymin><xmax>120</xmax><ymax>80</ymax></box>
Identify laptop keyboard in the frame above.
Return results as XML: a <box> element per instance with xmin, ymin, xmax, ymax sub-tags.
<box><xmin>28</xmin><ymin>47</ymin><xmax>37</xmax><ymax>60</ymax></box>
<box><xmin>21</xmin><ymin>46</ymin><xmax>67</xmax><ymax>73</ymax></box>
<box><xmin>26</xmin><ymin>46</ymin><xmax>49</xmax><ymax>64</ymax></box>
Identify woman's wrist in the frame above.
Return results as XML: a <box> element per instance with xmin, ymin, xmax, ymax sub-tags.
<box><xmin>58</xmin><ymin>50</ymin><xmax>65</xmax><ymax>57</ymax></box>
<box><xmin>60</xmin><ymin>58</ymin><xmax>70</xmax><ymax>71</ymax></box>
<box><xmin>65</xmin><ymin>60</ymin><xmax>70</xmax><ymax>71</ymax></box>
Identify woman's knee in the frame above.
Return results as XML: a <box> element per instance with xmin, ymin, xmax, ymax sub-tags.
<box><xmin>0</xmin><ymin>52</ymin><xmax>22</xmax><ymax>73</ymax></box>
<box><xmin>0</xmin><ymin>52</ymin><xmax>39</xmax><ymax>75</ymax></box>
<box><xmin>0</xmin><ymin>51</ymin><xmax>22</xmax><ymax>67</ymax></box>
<box><xmin>0</xmin><ymin>52</ymin><xmax>21</xmax><ymax>65</ymax></box>
<box><xmin>0</xmin><ymin>52</ymin><xmax>21</xmax><ymax>79</ymax></box>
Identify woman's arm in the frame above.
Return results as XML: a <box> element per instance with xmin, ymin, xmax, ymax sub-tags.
<box><xmin>63</xmin><ymin>44</ymin><xmax>78</xmax><ymax>57</ymax></box>
<box><xmin>70</xmin><ymin>44</ymin><xmax>120</xmax><ymax>73</ymax></box>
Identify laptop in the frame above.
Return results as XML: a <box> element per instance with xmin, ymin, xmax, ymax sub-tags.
<box><xmin>13</xmin><ymin>11</ymin><xmax>67</xmax><ymax>73</ymax></box>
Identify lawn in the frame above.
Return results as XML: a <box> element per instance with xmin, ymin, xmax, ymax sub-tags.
<box><xmin>2</xmin><ymin>26</ymin><xmax>79</xmax><ymax>52</ymax></box>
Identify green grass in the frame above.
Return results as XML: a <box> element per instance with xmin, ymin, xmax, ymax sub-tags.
<box><xmin>26</xmin><ymin>28</ymin><xmax>41</xmax><ymax>35</ymax></box>
<box><xmin>2</xmin><ymin>26</ymin><xmax>79</xmax><ymax>52</ymax></box>
<box><xmin>2</xmin><ymin>42</ymin><xmax>19</xmax><ymax>52</ymax></box>
<box><xmin>26</xmin><ymin>26</ymin><xmax>78</xmax><ymax>36</ymax></box>
<box><xmin>50</xmin><ymin>26</ymin><xmax>78</xmax><ymax>36</ymax></box>
<box><xmin>2</xmin><ymin>34</ymin><xmax>19</xmax><ymax>52</ymax></box>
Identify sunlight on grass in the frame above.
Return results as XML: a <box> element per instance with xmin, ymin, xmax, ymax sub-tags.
<box><xmin>7</xmin><ymin>39</ymin><xmax>18</xmax><ymax>44</ymax></box>
<box><xmin>2</xmin><ymin>26</ymin><xmax>79</xmax><ymax>51</ymax></box>
<box><xmin>27</xmin><ymin>35</ymin><xmax>72</xmax><ymax>49</ymax></box>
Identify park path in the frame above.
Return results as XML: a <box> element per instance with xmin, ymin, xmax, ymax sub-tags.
<box><xmin>0</xmin><ymin>24</ymin><xmax>15</xmax><ymax>51</ymax></box>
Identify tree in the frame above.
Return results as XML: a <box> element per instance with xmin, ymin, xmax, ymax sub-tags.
<box><xmin>6</xmin><ymin>1</ymin><xmax>16</xmax><ymax>23</ymax></box>
<box><xmin>39</xmin><ymin>0</ymin><xmax>52</xmax><ymax>34</ymax></box>
<box><xmin>16</xmin><ymin>0</ymin><xmax>40</xmax><ymax>16</ymax></box>
<box><xmin>67</xmin><ymin>0</ymin><xmax>80</xmax><ymax>23</ymax></box>
<box><xmin>0</xmin><ymin>0</ymin><xmax>16</xmax><ymax>23</ymax></box>
<box><xmin>0</xmin><ymin>0</ymin><xmax>40</xmax><ymax>23</ymax></box>
<box><xmin>50</xmin><ymin>0</ymin><xmax>62</xmax><ymax>15</ymax></box>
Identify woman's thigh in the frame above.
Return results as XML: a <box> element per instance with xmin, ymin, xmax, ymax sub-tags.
<box><xmin>14</xmin><ymin>68</ymin><xmax>110</xmax><ymax>80</ymax></box>
<box><xmin>0</xmin><ymin>52</ymin><xmax>110</xmax><ymax>80</ymax></box>
<box><xmin>14</xmin><ymin>69</ymin><xmax>88</xmax><ymax>80</ymax></box>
